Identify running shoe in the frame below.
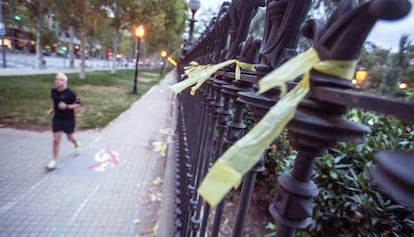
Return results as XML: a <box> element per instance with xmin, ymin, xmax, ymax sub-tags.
<box><xmin>74</xmin><ymin>146</ymin><xmax>80</xmax><ymax>156</ymax></box>
<box><xmin>46</xmin><ymin>160</ymin><xmax>57</xmax><ymax>169</ymax></box>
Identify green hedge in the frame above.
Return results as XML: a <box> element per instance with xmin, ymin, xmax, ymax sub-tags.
<box><xmin>259</xmin><ymin>108</ymin><xmax>414</xmax><ymax>236</ymax></box>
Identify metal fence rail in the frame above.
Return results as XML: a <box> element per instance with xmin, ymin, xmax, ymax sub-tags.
<box><xmin>172</xmin><ymin>0</ymin><xmax>414</xmax><ymax>236</ymax></box>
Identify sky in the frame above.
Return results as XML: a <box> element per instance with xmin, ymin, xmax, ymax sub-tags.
<box><xmin>368</xmin><ymin>9</ymin><xmax>414</xmax><ymax>51</ymax></box>
<box><xmin>197</xmin><ymin>0</ymin><xmax>414</xmax><ymax>51</ymax></box>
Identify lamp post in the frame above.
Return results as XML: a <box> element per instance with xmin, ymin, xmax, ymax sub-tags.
<box><xmin>0</xmin><ymin>0</ymin><xmax>7</xmax><ymax>68</ymax></box>
<box><xmin>160</xmin><ymin>50</ymin><xmax>167</xmax><ymax>77</ymax></box>
<box><xmin>187</xmin><ymin>0</ymin><xmax>201</xmax><ymax>43</ymax></box>
<box><xmin>181</xmin><ymin>0</ymin><xmax>200</xmax><ymax>57</ymax></box>
<box><xmin>132</xmin><ymin>25</ymin><xmax>145</xmax><ymax>95</ymax></box>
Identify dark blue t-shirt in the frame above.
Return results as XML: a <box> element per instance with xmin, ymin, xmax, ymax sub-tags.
<box><xmin>51</xmin><ymin>88</ymin><xmax>79</xmax><ymax>119</ymax></box>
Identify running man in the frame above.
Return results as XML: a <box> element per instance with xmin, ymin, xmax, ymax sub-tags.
<box><xmin>46</xmin><ymin>72</ymin><xmax>82</xmax><ymax>169</ymax></box>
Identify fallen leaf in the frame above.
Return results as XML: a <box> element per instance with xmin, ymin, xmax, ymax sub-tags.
<box><xmin>152</xmin><ymin>177</ymin><xmax>163</xmax><ymax>185</ymax></box>
<box><xmin>150</xmin><ymin>192</ymin><xmax>162</xmax><ymax>202</ymax></box>
<box><xmin>152</xmin><ymin>221</ymin><xmax>159</xmax><ymax>235</ymax></box>
<box><xmin>159</xmin><ymin>128</ymin><xmax>171</xmax><ymax>135</ymax></box>
<box><xmin>152</xmin><ymin>141</ymin><xmax>167</xmax><ymax>157</ymax></box>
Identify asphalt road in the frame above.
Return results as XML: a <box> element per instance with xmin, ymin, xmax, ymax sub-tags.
<box><xmin>0</xmin><ymin>52</ymin><xmax>129</xmax><ymax>76</ymax></box>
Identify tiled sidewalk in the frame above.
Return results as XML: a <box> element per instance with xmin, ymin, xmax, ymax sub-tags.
<box><xmin>0</xmin><ymin>70</ymin><xmax>177</xmax><ymax>237</ymax></box>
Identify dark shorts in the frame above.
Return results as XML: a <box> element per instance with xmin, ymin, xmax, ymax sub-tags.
<box><xmin>52</xmin><ymin>118</ymin><xmax>76</xmax><ymax>134</ymax></box>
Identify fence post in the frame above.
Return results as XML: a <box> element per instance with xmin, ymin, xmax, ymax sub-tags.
<box><xmin>268</xmin><ymin>0</ymin><xmax>411</xmax><ymax>236</ymax></box>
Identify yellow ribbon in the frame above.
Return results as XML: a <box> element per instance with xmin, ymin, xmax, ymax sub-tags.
<box><xmin>198</xmin><ymin>48</ymin><xmax>357</xmax><ymax>206</ymax></box>
<box><xmin>168</xmin><ymin>60</ymin><xmax>256</xmax><ymax>95</ymax></box>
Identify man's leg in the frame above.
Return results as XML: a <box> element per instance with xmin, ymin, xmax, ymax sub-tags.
<box><xmin>67</xmin><ymin>133</ymin><xmax>78</xmax><ymax>148</ymax></box>
<box><xmin>53</xmin><ymin>131</ymin><xmax>62</xmax><ymax>161</ymax></box>
<box><xmin>65</xmin><ymin>118</ymin><xmax>79</xmax><ymax>154</ymax></box>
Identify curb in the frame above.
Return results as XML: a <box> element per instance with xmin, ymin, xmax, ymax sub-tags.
<box><xmin>158</xmin><ymin>70</ymin><xmax>178</xmax><ymax>237</ymax></box>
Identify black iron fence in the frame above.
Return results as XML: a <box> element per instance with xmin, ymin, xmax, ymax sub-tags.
<box><xmin>171</xmin><ymin>0</ymin><xmax>414</xmax><ymax>236</ymax></box>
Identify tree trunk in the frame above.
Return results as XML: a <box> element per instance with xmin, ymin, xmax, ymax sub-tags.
<box><xmin>111</xmin><ymin>30</ymin><xmax>120</xmax><ymax>74</ymax></box>
<box><xmin>69</xmin><ymin>26</ymin><xmax>75</xmax><ymax>69</ymax></box>
<box><xmin>35</xmin><ymin>2</ymin><xmax>44</xmax><ymax>69</ymax></box>
<box><xmin>79</xmin><ymin>30</ymin><xmax>86</xmax><ymax>80</ymax></box>
<box><xmin>35</xmin><ymin>31</ymin><xmax>43</xmax><ymax>69</ymax></box>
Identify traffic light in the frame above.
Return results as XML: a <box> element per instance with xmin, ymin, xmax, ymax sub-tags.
<box><xmin>14</xmin><ymin>15</ymin><xmax>21</xmax><ymax>21</ymax></box>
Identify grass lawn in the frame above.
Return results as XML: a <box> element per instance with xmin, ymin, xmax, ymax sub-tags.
<box><xmin>0</xmin><ymin>69</ymin><xmax>164</xmax><ymax>131</ymax></box>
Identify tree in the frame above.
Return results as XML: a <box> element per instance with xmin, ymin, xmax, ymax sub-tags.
<box><xmin>11</xmin><ymin>0</ymin><xmax>189</xmax><ymax>74</ymax></box>
<box><xmin>99</xmin><ymin>0</ymin><xmax>139</xmax><ymax>74</ymax></box>
<box><xmin>118</xmin><ymin>32</ymin><xmax>134</xmax><ymax>61</ymax></box>
<box><xmin>357</xmin><ymin>36</ymin><xmax>414</xmax><ymax>94</ymax></box>
<box><xmin>20</xmin><ymin>0</ymin><xmax>54</xmax><ymax>69</ymax></box>
<box><xmin>73</xmin><ymin>0</ymin><xmax>106</xmax><ymax>79</ymax></box>
<box><xmin>133</xmin><ymin>0</ymin><xmax>187</xmax><ymax>57</ymax></box>
<box><xmin>99</xmin><ymin>0</ymin><xmax>187</xmax><ymax>74</ymax></box>
<box><xmin>52</xmin><ymin>3</ymin><xmax>79</xmax><ymax>69</ymax></box>
<box><xmin>380</xmin><ymin>34</ymin><xmax>411</xmax><ymax>95</ymax></box>
<box><xmin>40</xmin><ymin>27</ymin><xmax>58</xmax><ymax>49</ymax></box>
<box><xmin>249</xmin><ymin>7</ymin><xmax>266</xmax><ymax>39</ymax></box>
<box><xmin>53</xmin><ymin>0</ymin><xmax>106</xmax><ymax>79</ymax></box>
<box><xmin>401</xmin><ymin>44</ymin><xmax>414</xmax><ymax>88</ymax></box>
<box><xmin>88</xmin><ymin>17</ymin><xmax>113</xmax><ymax>60</ymax></box>
<box><xmin>357</xmin><ymin>42</ymin><xmax>391</xmax><ymax>92</ymax></box>
<box><xmin>160</xmin><ymin>0</ymin><xmax>188</xmax><ymax>56</ymax></box>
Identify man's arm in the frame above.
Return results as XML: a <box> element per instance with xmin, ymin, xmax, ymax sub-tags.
<box><xmin>57</xmin><ymin>101</ymin><xmax>81</xmax><ymax>110</ymax></box>
<box><xmin>58</xmin><ymin>95</ymin><xmax>82</xmax><ymax>110</ymax></box>
<box><xmin>48</xmin><ymin>99</ymin><xmax>54</xmax><ymax>114</ymax></box>
<box><xmin>66</xmin><ymin>102</ymin><xmax>81</xmax><ymax>110</ymax></box>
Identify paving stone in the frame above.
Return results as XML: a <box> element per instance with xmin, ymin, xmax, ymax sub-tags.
<box><xmin>0</xmin><ymin>70</ymin><xmax>177</xmax><ymax>236</ymax></box>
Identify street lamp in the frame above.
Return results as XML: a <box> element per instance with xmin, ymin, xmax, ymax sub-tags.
<box><xmin>160</xmin><ymin>50</ymin><xmax>167</xmax><ymax>77</ymax></box>
<box><xmin>187</xmin><ymin>0</ymin><xmax>200</xmax><ymax>43</ymax></box>
<box><xmin>132</xmin><ymin>25</ymin><xmax>145</xmax><ymax>95</ymax></box>
<box><xmin>181</xmin><ymin>0</ymin><xmax>200</xmax><ymax>57</ymax></box>
<box><xmin>399</xmin><ymin>82</ymin><xmax>408</xmax><ymax>90</ymax></box>
<box><xmin>355</xmin><ymin>67</ymin><xmax>368</xmax><ymax>85</ymax></box>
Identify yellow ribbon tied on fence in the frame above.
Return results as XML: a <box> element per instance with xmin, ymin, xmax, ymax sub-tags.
<box><xmin>198</xmin><ymin>48</ymin><xmax>357</xmax><ymax>206</ymax></box>
<box><xmin>168</xmin><ymin>60</ymin><xmax>255</xmax><ymax>95</ymax></box>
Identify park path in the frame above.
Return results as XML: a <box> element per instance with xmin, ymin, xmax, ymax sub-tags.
<box><xmin>0</xmin><ymin>70</ymin><xmax>177</xmax><ymax>237</ymax></box>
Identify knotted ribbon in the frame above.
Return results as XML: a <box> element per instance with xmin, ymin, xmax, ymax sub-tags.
<box><xmin>169</xmin><ymin>60</ymin><xmax>256</xmax><ymax>95</ymax></box>
<box><xmin>198</xmin><ymin>48</ymin><xmax>357</xmax><ymax>206</ymax></box>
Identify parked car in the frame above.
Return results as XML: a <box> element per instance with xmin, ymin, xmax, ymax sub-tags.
<box><xmin>42</xmin><ymin>49</ymin><xmax>52</xmax><ymax>56</ymax></box>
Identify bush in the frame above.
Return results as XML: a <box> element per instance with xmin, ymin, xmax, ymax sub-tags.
<box><xmin>260</xmin><ymin>109</ymin><xmax>414</xmax><ymax>236</ymax></box>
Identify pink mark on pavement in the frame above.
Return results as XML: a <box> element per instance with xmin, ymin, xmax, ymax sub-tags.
<box><xmin>88</xmin><ymin>148</ymin><xmax>120</xmax><ymax>172</ymax></box>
